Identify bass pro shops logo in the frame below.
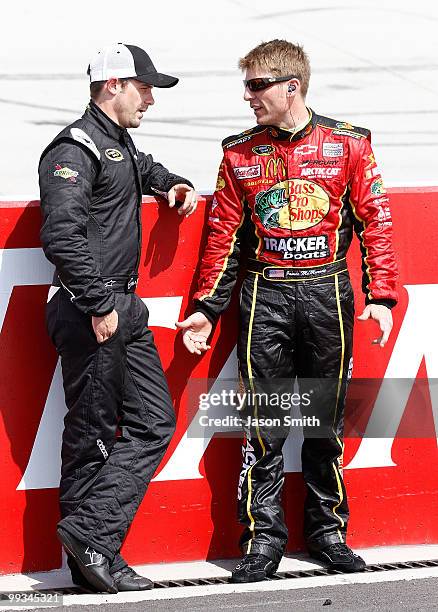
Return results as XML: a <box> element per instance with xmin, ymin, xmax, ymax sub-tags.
<box><xmin>255</xmin><ymin>179</ymin><xmax>330</xmax><ymax>230</ymax></box>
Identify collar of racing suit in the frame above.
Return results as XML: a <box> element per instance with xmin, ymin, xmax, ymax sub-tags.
<box><xmin>266</xmin><ymin>107</ymin><xmax>318</xmax><ymax>142</ymax></box>
<box><xmin>84</xmin><ymin>99</ymin><xmax>127</xmax><ymax>142</ymax></box>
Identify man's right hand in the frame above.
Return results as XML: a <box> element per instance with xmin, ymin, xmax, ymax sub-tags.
<box><xmin>92</xmin><ymin>309</ymin><xmax>119</xmax><ymax>343</ymax></box>
<box><xmin>176</xmin><ymin>312</ymin><xmax>212</xmax><ymax>355</ymax></box>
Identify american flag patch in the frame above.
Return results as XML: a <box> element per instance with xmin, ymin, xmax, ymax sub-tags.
<box><xmin>267</xmin><ymin>269</ymin><xmax>285</xmax><ymax>279</ymax></box>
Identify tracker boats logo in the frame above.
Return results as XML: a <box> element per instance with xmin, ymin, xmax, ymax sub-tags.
<box><xmin>263</xmin><ymin>235</ymin><xmax>330</xmax><ymax>260</ymax></box>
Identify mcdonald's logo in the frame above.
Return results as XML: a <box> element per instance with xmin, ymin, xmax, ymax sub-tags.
<box><xmin>265</xmin><ymin>156</ymin><xmax>286</xmax><ymax>178</ymax></box>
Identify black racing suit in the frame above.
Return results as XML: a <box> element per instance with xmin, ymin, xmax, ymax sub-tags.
<box><xmin>194</xmin><ymin>112</ymin><xmax>398</xmax><ymax>562</ymax></box>
<box><xmin>39</xmin><ymin>101</ymin><xmax>193</xmax><ymax>573</ymax></box>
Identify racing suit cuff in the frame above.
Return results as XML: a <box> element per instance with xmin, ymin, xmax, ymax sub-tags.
<box><xmin>366</xmin><ymin>298</ymin><xmax>396</xmax><ymax>310</ymax></box>
<box><xmin>193</xmin><ymin>304</ymin><xmax>217</xmax><ymax>325</ymax></box>
<box><xmin>86</xmin><ymin>293</ymin><xmax>116</xmax><ymax>317</ymax></box>
<box><xmin>168</xmin><ymin>178</ymin><xmax>194</xmax><ymax>190</ymax></box>
<box><xmin>89</xmin><ymin>304</ymin><xmax>115</xmax><ymax>317</ymax></box>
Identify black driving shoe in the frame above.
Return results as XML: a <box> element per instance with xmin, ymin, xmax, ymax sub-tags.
<box><xmin>67</xmin><ymin>555</ymin><xmax>95</xmax><ymax>591</ymax></box>
<box><xmin>309</xmin><ymin>543</ymin><xmax>366</xmax><ymax>572</ymax></box>
<box><xmin>231</xmin><ymin>553</ymin><xmax>279</xmax><ymax>583</ymax></box>
<box><xmin>57</xmin><ymin>527</ymin><xmax>117</xmax><ymax>594</ymax></box>
<box><xmin>111</xmin><ymin>566</ymin><xmax>153</xmax><ymax>591</ymax></box>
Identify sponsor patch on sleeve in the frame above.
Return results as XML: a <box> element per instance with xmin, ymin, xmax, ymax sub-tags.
<box><xmin>52</xmin><ymin>164</ymin><xmax>79</xmax><ymax>183</ymax></box>
<box><xmin>332</xmin><ymin>129</ymin><xmax>364</xmax><ymax>139</ymax></box>
<box><xmin>377</xmin><ymin>203</ymin><xmax>392</xmax><ymax>228</ymax></box>
<box><xmin>335</xmin><ymin>122</ymin><xmax>354</xmax><ymax>130</ymax></box>
<box><xmin>216</xmin><ymin>175</ymin><xmax>226</xmax><ymax>191</ymax></box>
<box><xmin>371</xmin><ymin>177</ymin><xmax>386</xmax><ymax>196</ymax></box>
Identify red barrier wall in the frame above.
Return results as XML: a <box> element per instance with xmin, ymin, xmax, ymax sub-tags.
<box><xmin>0</xmin><ymin>188</ymin><xmax>437</xmax><ymax>574</ymax></box>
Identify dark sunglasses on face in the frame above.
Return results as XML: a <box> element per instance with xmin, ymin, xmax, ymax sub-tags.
<box><xmin>243</xmin><ymin>75</ymin><xmax>297</xmax><ymax>92</ymax></box>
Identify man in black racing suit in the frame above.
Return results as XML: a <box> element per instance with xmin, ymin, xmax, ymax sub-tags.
<box><xmin>39</xmin><ymin>43</ymin><xmax>197</xmax><ymax>593</ymax></box>
<box><xmin>178</xmin><ymin>40</ymin><xmax>397</xmax><ymax>582</ymax></box>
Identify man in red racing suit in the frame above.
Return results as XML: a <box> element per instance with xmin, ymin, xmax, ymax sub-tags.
<box><xmin>178</xmin><ymin>39</ymin><xmax>397</xmax><ymax>582</ymax></box>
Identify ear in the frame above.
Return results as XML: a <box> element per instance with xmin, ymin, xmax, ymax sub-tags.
<box><xmin>286</xmin><ymin>79</ymin><xmax>299</xmax><ymax>97</ymax></box>
<box><xmin>106</xmin><ymin>78</ymin><xmax>119</xmax><ymax>95</ymax></box>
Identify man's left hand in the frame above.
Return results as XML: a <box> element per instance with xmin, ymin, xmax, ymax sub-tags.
<box><xmin>357</xmin><ymin>304</ymin><xmax>393</xmax><ymax>348</ymax></box>
<box><xmin>168</xmin><ymin>184</ymin><xmax>197</xmax><ymax>217</ymax></box>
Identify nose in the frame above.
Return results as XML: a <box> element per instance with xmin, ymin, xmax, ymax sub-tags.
<box><xmin>243</xmin><ymin>85</ymin><xmax>255</xmax><ymax>101</ymax></box>
<box><xmin>243</xmin><ymin>85</ymin><xmax>255</xmax><ymax>102</ymax></box>
<box><xmin>145</xmin><ymin>90</ymin><xmax>155</xmax><ymax>105</ymax></box>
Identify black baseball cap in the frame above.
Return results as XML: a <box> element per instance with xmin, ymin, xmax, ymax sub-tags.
<box><xmin>87</xmin><ymin>43</ymin><xmax>179</xmax><ymax>88</ymax></box>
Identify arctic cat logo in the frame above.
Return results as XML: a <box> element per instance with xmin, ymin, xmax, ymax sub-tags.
<box><xmin>300</xmin><ymin>167</ymin><xmax>341</xmax><ymax>178</ymax></box>
<box><xmin>263</xmin><ymin>235</ymin><xmax>330</xmax><ymax>260</ymax></box>
<box><xmin>255</xmin><ymin>179</ymin><xmax>330</xmax><ymax>230</ymax></box>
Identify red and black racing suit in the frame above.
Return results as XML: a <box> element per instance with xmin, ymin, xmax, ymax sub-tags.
<box><xmin>194</xmin><ymin>111</ymin><xmax>397</xmax><ymax>561</ymax></box>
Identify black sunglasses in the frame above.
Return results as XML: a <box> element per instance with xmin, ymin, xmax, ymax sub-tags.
<box><xmin>243</xmin><ymin>75</ymin><xmax>296</xmax><ymax>92</ymax></box>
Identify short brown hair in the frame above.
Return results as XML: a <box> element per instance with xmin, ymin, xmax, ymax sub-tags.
<box><xmin>239</xmin><ymin>39</ymin><xmax>311</xmax><ymax>97</ymax></box>
<box><xmin>89</xmin><ymin>78</ymin><xmax>131</xmax><ymax>101</ymax></box>
<box><xmin>90</xmin><ymin>80</ymin><xmax>106</xmax><ymax>100</ymax></box>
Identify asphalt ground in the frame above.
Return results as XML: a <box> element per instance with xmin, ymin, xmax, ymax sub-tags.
<box><xmin>10</xmin><ymin>576</ymin><xmax>438</xmax><ymax>611</ymax></box>
<box><xmin>1</xmin><ymin>0</ymin><xmax>438</xmax><ymax>195</ymax></box>
<box><xmin>69</xmin><ymin>579</ymin><xmax>438</xmax><ymax>612</ymax></box>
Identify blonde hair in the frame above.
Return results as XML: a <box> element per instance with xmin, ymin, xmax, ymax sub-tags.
<box><xmin>239</xmin><ymin>39</ymin><xmax>311</xmax><ymax>97</ymax></box>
